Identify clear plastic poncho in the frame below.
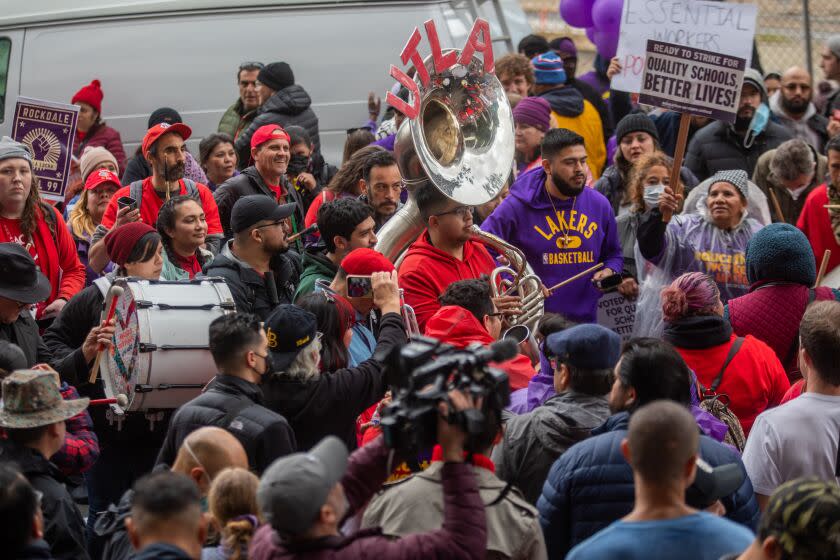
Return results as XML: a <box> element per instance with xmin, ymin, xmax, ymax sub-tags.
<box><xmin>633</xmin><ymin>179</ymin><xmax>767</xmax><ymax>338</ymax></box>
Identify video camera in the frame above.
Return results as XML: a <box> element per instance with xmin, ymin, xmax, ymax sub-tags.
<box><xmin>378</xmin><ymin>335</ymin><xmax>516</xmax><ymax>457</ymax></box>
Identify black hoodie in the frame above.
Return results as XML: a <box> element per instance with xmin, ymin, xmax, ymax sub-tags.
<box><xmin>234</xmin><ymin>84</ymin><xmax>321</xmax><ymax>163</ymax></box>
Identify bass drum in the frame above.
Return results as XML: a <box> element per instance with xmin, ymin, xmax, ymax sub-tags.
<box><xmin>820</xmin><ymin>265</ymin><xmax>840</xmax><ymax>289</ymax></box>
<box><xmin>101</xmin><ymin>277</ymin><xmax>236</xmax><ymax>412</ymax></box>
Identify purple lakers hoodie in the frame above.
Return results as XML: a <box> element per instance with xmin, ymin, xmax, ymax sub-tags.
<box><xmin>481</xmin><ymin>168</ymin><xmax>623</xmax><ymax>323</ymax></box>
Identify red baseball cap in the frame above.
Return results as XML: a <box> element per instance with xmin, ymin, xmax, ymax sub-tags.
<box><xmin>250</xmin><ymin>124</ymin><xmax>290</xmax><ymax>150</ymax></box>
<box><xmin>84</xmin><ymin>168</ymin><xmax>121</xmax><ymax>190</ymax></box>
<box><xmin>340</xmin><ymin>248</ymin><xmax>395</xmax><ymax>275</ymax></box>
<box><xmin>142</xmin><ymin>122</ymin><xmax>192</xmax><ymax>157</ymax></box>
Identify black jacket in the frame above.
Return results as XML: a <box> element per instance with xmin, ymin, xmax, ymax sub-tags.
<box><xmin>132</xmin><ymin>544</ymin><xmax>193</xmax><ymax>560</ymax></box>
<box><xmin>684</xmin><ymin>120</ymin><xmax>793</xmax><ymax>182</ymax></box>
<box><xmin>234</xmin><ymin>84</ymin><xmax>321</xmax><ymax>164</ymax></box>
<box><xmin>15</xmin><ymin>540</ymin><xmax>55</xmax><ymax>560</ymax></box>
<box><xmin>120</xmin><ymin>152</ymin><xmax>151</xmax><ymax>185</ymax></box>
<box><xmin>42</xmin><ymin>282</ymin><xmax>171</xmax><ymax>446</ymax></box>
<box><xmin>262</xmin><ymin>312</ymin><xmax>407</xmax><ymax>451</ymax></box>
<box><xmin>156</xmin><ymin>374</ymin><xmax>296</xmax><ymax>474</ymax></box>
<box><xmin>204</xmin><ymin>240</ymin><xmax>301</xmax><ymax>320</ymax></box>
<box><xmin>213</xmin><ymin>166</ymin><xmax>305</xmax><ymax>241</ymax></box>
<box><xmin>0</xmin><ymin>441</ymin><xmax>89</xmax><ymax>560</ymax></box>
<box><xmin>0</xmin><ymin>313</ymin><xmax>77</xmax><ymax>379</ymax></box>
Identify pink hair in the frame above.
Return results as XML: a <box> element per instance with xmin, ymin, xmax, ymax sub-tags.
<box><xmin>661</xmin><ymin>272</ymin><xmax>721</xmax><ymax>323</ymax></box>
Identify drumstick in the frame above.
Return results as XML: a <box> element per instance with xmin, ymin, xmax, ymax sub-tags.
<box><xmin>89</xmin><ymin>394</ymin><xmax>128</xmax><ymax>408</ymax></box>
<box><xmin>287</xmin><ymin>223</ymin><xmax>318</xmax><ymax>242</ymax></box>
<box><xmin>814</xmin><ymin>249</ymin><xmax>832</xmax><ymax>287</ymax></box>
<box><xmin>546</xmin><ymin>263</ymin><xmax>604</xmax><ymax>294</ymax></box>
<box><xmin>769</xmin><ymin>189</ymin><xmax>785</xmax><ymax>223</ymax></box>
<box><xmin>89</xmin><ymin>286</ymin><xmax>124</xmax><ymax>384</ymax></box>
<box><xmin>823</xmin><ymin>204</ymin><xmax>840</xmax><ymax>209</ymax></box>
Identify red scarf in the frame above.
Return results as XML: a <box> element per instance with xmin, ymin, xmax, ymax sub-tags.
<box><xmin>173</xmin><ymin>252</ymin><xmax>202</xmax><ymax>279</ymax></box>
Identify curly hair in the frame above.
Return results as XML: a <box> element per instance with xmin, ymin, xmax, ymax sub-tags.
<box><xmin>627</xmin><ymin>151</ymin><xmax>683</xmax><ymax>212</ymax></box>
<box><xmin>496</xmin><ymin>53</ymin><xmax>535</xmax><ymax>87</ymax></box>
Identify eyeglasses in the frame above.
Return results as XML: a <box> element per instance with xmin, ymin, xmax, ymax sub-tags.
<box><xmin>347</xmin><ymin>125</ymin><xmax>373</xmax><ymax>135</ymax></box>
<box><xmin>372</xmin><ymin>181</ymin><xmax>406</xmax><ymax>194</ymax></box>
<box><xmin>434</xmin><ymin>206</ymin><xmax>474</xmax><ymax>219</ymax></box>
<box><xmin>486</xmin><ymin>312</ymin><xmax>505</xmax><ymax>319</ymax></box>
<box><xmin>239</xmin><ymin>61</ymin><xmax>265</xmax><ymax>70</ymax></box>
<box><xmin>254</xmin><ymin>218</ymin><xmax>289</xmax><ymax>230</ymax></box>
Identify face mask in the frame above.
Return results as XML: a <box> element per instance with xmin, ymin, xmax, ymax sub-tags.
<box><xmin>744</xmin><ymin>103</ymin><xmax>770</xmax><ymax>149</ymax></box>
<box><xmin>287</xmin><ymin>154</ymin><xmax>310</xmax><ymax>175</ymax></box>
<box><xmin>643</xmin><ymin>184</ymin><xmax>666</xmax><ymax>209</ymax></box>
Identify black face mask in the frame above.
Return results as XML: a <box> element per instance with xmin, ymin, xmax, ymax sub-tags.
<box><xmin>287</xmin><ymin>154</ymin><xmax>310</xmax><ymax>175</ymax></box>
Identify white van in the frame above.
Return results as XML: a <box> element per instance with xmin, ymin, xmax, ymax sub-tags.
<box><xmin>0</xmin><ymin>0</ymin><xmax>531</xmax><ymax>164</ymax></box>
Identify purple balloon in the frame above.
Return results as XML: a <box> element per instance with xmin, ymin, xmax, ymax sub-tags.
<box><xmin>585</xmin><ymin>26</ymin><xmax>597</xmax><ymax>45</ymax></box>
<box><xmin>592</xmin><ymin>0</ymin><xmax>623</xmax><ymax>34</ymax></box>
<box><xmin>559</xmin><ymin>0</ymin><xmax>595</xmax><ymax>29</ymax></box>
<box><xmin>593</xmin><ymin>29</ymin><xmax>619</xmax><ymax>59</ymax></box>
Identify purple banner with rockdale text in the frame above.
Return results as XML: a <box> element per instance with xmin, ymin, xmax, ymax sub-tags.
<box><xmin>12</xmin><ymin>97</ymin><xmax>79</xmax><ymax>202</ymax></box>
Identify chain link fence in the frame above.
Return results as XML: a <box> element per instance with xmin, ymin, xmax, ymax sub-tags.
<box><xmin>519</xmin><ymin>0</ymin><xmax>839</xmax><ymax>83</ymax></box>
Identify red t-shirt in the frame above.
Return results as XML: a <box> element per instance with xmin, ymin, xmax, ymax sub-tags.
<box><xmin>100</xmin><ymin>178</ymin><xmax>223</xmax><ymax>235</ymax></box>
<box><xmin>677</xmin><ymin>334</ymin><xmax>790</xmax><ymax>435</ymax></box>
<box><xmin>797</xmin><ymin>184</ymin><xmax>840</xmax><ymax>274</ymax></box>
<box><xmin>0</xmin><ymin>217</ymin><xmax>38</xmax><ymax>262</ymax></box>
<box><xmin>173</xmin><ymin>252</ymin><xmax>202</xmax><ymax>279</ymax></box>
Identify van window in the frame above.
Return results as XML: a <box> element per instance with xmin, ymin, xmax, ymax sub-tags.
<box><xmin>0</xmin><ymin>38</ymin><xmax>10</xmax><ymax>123</ymax></box>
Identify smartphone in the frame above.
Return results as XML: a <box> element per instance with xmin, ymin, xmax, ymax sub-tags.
<box><xmin>117</xmin><ymin>196</ymin><xmax>138</xmax><ymax>212</ymax></box>
<box><xmin>593</xmin><ymin>273</ymin><xmax>623</xmax><ymax>291</ymax></box>
<box><xmin>347</xmin><ymin>275</ymin><xmax>373</xmax><ymax>298</ymax></box>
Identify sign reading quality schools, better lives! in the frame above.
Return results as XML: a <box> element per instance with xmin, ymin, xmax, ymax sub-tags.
<box><xmin>611</xmin><ymin>0</ymin><xmax>756</xmax><ymax>93</ymax></box>
<box><xmin>12</xmin><ymin>97</ymin><xmax>79</xmax><ymax>202</ymax></box>
<box><xmin>638</xmin><ymin>40</ymin><xmax>746</xmax><ymax>123</ymax></box>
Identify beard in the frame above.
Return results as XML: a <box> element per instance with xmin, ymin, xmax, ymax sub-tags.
<box><xmin>734</xmin><ymin>115</ymin><xmax>753</xmax><ymax>132</ymax></box>
<box><xmin>154</xmin><ymin>160</ymin><xmax>185</xmax><ymax>182</ymax></box>
<box><xmin>551</xmin><ymin>171</ymin><xmax>585</xmax><ymax>197</ymax></box>
<box><xmin>781</xmin><ymin>95</ymin><xmax>809</xmax><ymax>115</ymax></box>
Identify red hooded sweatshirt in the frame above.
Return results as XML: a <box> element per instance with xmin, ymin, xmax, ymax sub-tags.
<box><xmin>399</xmin><ymin>230</ymin><xmax>496</xmax><ymax>332</ymax></box>
<box><xmin>424</xmin><ymin>305</ymin><xmax>536</xmax><ymax>390</ymax></box>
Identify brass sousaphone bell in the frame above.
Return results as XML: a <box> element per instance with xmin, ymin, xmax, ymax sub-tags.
<box><xmin>375</xmin><ymin>43</ymin><xmax>545</xmax><ymax>331</ymax></box>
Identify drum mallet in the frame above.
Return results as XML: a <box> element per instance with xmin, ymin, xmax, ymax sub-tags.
<box><xmin>545</xmin><ymin>263</ymin><xmax>605</xmax><ymax>294</ymax></box>
<box><xmin>89</xmin><ymin>285</ymin><xmax>124</xmax><ymax>384</ymax></box>
<box><xmin>814</xmin><ymin>249</ymin><xmax>832</xmax><ymax>287</ymax></box>
<box><xmin>287</xmin><ymin>223</ymin><xmax>318</xmax><ymax>243</ymax></box>
<box><xmin>89</xmin><ymin>394</ymin><xmax>129</xmax><ymax>408</ymax></box>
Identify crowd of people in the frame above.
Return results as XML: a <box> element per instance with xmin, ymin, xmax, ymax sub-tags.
<box><xmin>0</xmin><ymin>28</ymin><xmax>839</xmax><ymax>560</ymax></box>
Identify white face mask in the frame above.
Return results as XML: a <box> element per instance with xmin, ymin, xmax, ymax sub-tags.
<box><xmin>643</xmin><ymin>184</ymin><xmax>666</xmax><ymax>209</ymax></box>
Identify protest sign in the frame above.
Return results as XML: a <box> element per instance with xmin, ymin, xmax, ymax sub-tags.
<box><xmin>611</xmin><ymin>0</ymin><xmax>756</xmax><ymax>93</ymax></box>
<box><xmin>12</xmin><ymin>97</ymin><xmax>79</xmax><ymax>202</ymax></box>
<box><xmin>596</xmin><ymin>291</ymin><xmax>636</xmax><ymax>342</ymax></box>
<box><xmin>638</xmin><ymin>40</ymin><xmax>745</xmax><ymax>123</ymax></box>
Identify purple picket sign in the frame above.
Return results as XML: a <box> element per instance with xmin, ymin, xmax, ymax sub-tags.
<box><xmin>12</xmin><ymin>97</ymin><xmax>79</xmax><ymax>202</ymax></box>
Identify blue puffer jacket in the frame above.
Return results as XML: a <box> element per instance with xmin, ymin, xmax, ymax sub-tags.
<box><xmin>537</xmin><ymin>412</ymin><xmax>760</xmax><ymax>559</ymax></box>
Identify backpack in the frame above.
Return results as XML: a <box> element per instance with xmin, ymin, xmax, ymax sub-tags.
<box><xmin>698</xmin><ymin>337</ymin><xmax>747</xmax><ymax>452</ymax></box>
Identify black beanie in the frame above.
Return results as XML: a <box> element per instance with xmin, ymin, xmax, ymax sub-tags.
<box><xmin>615</xmin><ymin>113</ymin><xmax>659</xmax><ymax>144</ymax></box>
<box><xmin>148</xmin><ymin>107</ymin><xmax>182</xmax><ymax>128</ymax></box>
<box><xmin>258</xmin><ymin>62</ymin><xmax>295</xmax><ymax>91</ymax></box>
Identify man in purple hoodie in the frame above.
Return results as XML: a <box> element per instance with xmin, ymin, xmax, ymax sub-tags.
<box><xmin>482</xmin><ymin>129</ymin><xmax>622</xmax><ymax>324</ymax></box>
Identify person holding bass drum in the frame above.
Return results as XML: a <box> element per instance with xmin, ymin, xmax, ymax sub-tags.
<box><xmin>42</xmin><ymin>221</ymin><xmax>167</xmax><ymax>557</ymax></box>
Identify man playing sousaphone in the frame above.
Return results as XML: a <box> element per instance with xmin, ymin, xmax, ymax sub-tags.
<box><xmin>482</xmin><ymin>129</ymin><xmax>624</xmax><ymax>324</ymax></box>
<box><xmin>398</xmin><ymin>183</ymin><xmax>522</xmax><ymax>332</ymax></box>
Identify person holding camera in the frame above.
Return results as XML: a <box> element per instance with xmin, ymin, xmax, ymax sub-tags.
<box><xmin>249</xmin><ymin>391</ymin><xmax>487</xmax><ymax>560</ymax></box>
<box><xmin>261</xmin><ymin>271</ymin><xmax>406</xmax><ymax>451</ymax></box>
<box><xmin>361</xmin><ymin>395</ymin><xmax>546</xmax><ymax>559</ymax></box>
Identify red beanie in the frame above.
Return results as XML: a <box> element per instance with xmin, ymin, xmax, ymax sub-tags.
<box><xmin>72</xmin><ymin>79</ymin><xmax>104</xmax><ymax>114</ymax></box>
<box><xmin>340</xmin><ymin>248</ymin><xmax>395</xmax><ymax>275</ymax></box>
<box><xmin>104</xmin><ymin>222</ymin><xmax>157</xmax><ymax>266</ymax></box>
